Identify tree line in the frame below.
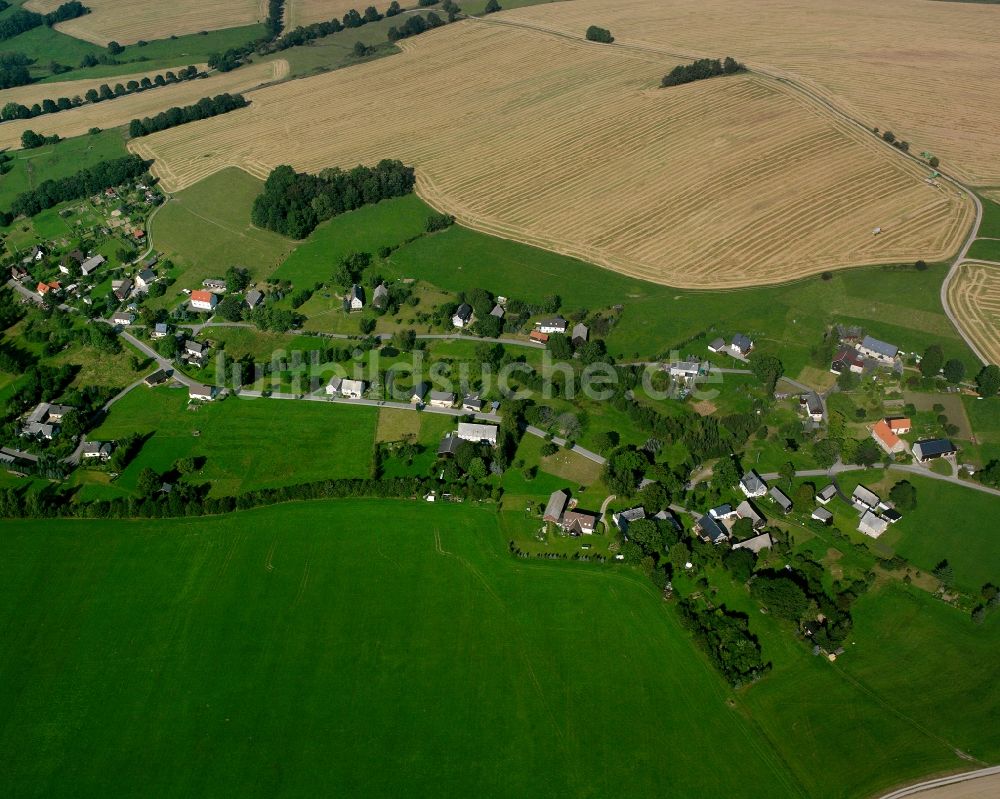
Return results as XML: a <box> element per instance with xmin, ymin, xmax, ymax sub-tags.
<box><xmin>251</xmin><ymin>160</ymin><xmax>416</xmax><ymax>239</ymax></box>
<box><xmin>0</xmin><ymin>1</ymin><xmax>89</xmax><ymax>42</ymax></box>
<box><xmin>1</xmin><ymin>66</ymin><xmax>201</xmax><ymax>124</ymax></box>
<box><xmin>387</xmin><ymin>11</ymin><xmax>446</xmax><ymax>41</ymax></box>
<box><xmin>1</xmin><ymin>153</ymin><xmax>149</xmax><ymax>223</ymax></box>
<box><xmin>661</xmin><ymin>56</ymin><xmax>745</xmax><ymax>87</ymax></box>
<box><xmin>0</xmin><ymin>52</ymin><xmax>31</xmax><ymax>89</ymax></box>
<box><xmin>127</xmin><ymin>92</ymin><xmax>248</xmax><ymax>137</ymax></box>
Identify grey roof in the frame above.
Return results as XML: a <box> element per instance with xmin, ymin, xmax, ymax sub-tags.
<box><xmin>429</xmin><ymin>390</ymin><xmax>455</xmax><ymax>403</ymax></box>
<box><xmin>741</xmin><ymin>470</ymin><xmax>767</xmax><ymax>494</ymax></box>
<box><xmin>731</xmin><ymin>333</ymin><xmax>753</xmax><ymax>352</ymax></box>
<box><xmin>614</xmin><ymin>506</ymin><xmax>645</xmax><ymax>534</ymax></box>
<box><xmin>708</xmin><ymin>337</ymin><xmax>726</xmax><ymax>350</ymax></box>
<box><xmin>698</xmin><ymin>514</ymin><xmax>728</xmax><ymax>543</ymax></box>
<box><xmin>462</xmin><ymin>394</ymin><xmax>483</xmax><ymax>410</ymax></box>
<box><xmin>852</xmin><ymin>485</ymin><xmax>881</xmax><ymax>508</ymax></box>
<box><xmin>373</xmin><ymin>283</ymin><xmax>389</xmax><ymax>305</ymax></box>
<box><xmin>732</xmin><ymin>532</ymin><xmax>773</xmax><ymax>553</ymax></box>
<box><xmin>817</xmin><ymin>484</ymin><xmax>837</xmax><ymax>501</ymax></box>
<box><xmin>537</xmin><ymin>316</ymin><xmax>567</xmax><ymax>328</ymax></box>
<box><xmin>803</xmin><ymin>393</ymin><xmax>824</xmax><ymax>415</ymax></box>
<box><xmin>189</xmin><ymin>383</ymin><xmax>214</xmax><ymax>398</ymax></box>
<box><xmin>437</xmin><ymin>434</ymin><xmax>463</xmax><ymax>456</ymax></box>
<box><xmin>202</xmin><ymin>278</ymin><xmax>227</xmax><ymax>288</ymax></box>
<box><xmin>490</xmin><ymin>304</ymin><xmax>504</xmax><ymax>318</ymax></box>
<box><xmin>769</xmin><ymin>486</ymin><xmax>793</xmax><ymax>510</ymax></box>
<box><xmin>80</xmin><ymin>254</ymin><xmax>105</xmax><ymax>274</ymax></box>
<box><xmin>811</xmin><ymin>507</ymin><xmax>833</xmax><ymax>522</ymax></box>
<box><xmin>411</xmin><ymin>381</ymin><xmax>429</xmax><ymax>399</ymax></box>
<box><xmin>454</xmin><ymin>303</ymin><xmax>473</xmax><ymax>321</ymax></box>
<box><xmin>154</xmin><ymin>322</ymin><xmax>169</xmax><ymax>334</ymax></box>
<box><xmin>348</xmin><ymin>284</ymin><xmax>364</xmax><ymax>304</ymax></box>
<box><xmin>544</xmin><ymin>489</ymin><xmax>569</xmax><ymax>521</ymax></box>
<box><xmin>246</xmin><ymin>289</ymin><xmax>264</xmax><ymax>307</ymax></box>
<box><xmin>457</xmin><ymin>422</ymin><xmax>498</xmax><ymax>443</ymax></box>
<box><xmin>137</xmin><ymin>268</ymin><xmax>155</xmax><ymax>283</ymax></box>
<box><xmin>913</xmin><ymin>438</ymin><xmax>957</xmax><ymax>459</ymax></box>
<box><xmin>572</xmin><ymin>322</ymin><xmax>589</xmax><ymax>341</ymax></box>
<box><xmin>858</xmin><ymin>510</ymin><xmax>889</xmax><ymax>537</ymax></box>
<box><xmin>736</xmin><ymin>500</ymin><xmax>765</xmax><ymax>526</ymax></box>
<box><xmin>81</xmin><ymin>441</ymin><xmax>112</xmax><ymax>456</ymax></box>
<box><xmin>709</xmin><ymin>503</ymin><xmax>734</xmax><ymax>518</ymax></box>
<box><xmin>185</xmin><ymin>339</ymin><xmax>206</xmax><ymax>354</ymax></box>
<box><xmin>860</xmin><ymin>335</ymin><xmax>898</xmax><ymax>359</ymax></box>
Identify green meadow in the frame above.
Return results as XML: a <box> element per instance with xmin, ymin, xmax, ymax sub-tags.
<box><xmin>84</xmin><ymin>387</ymin><xmax>376</xmax><ymax>498</ymax></box>
<box><xmin>2</xmin><ymin>500</ymin><xmax>997</xmax><ymax>798</ymax></box>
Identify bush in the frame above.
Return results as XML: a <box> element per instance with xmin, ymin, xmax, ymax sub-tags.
<box><xmin>585</xmin><ymin>25</ymin><xmax>613</xmax><ymax>43</ymax></box>
<box><xmin>662</xmin><ymin>56</ymin><xmax>744</xmax><ymax>87</ymax></box>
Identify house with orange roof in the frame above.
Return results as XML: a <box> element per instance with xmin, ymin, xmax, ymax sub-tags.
<box><xmin>189</xmin><ymin>289</ymin><xmax>218</xmax><ymax>312</ymax></box>
<box><xmin>871</xmin><ymin>419</ymin><xmax>907</xmax><ymax>455</ymax></box>
<box><xmin>887</xmin><ymin>417</ymin><xmax>911</xmax><ymax>434</ymax></box>
<box><xmin>36</xmin><ymin>280</ymin><xmax>61</xmax><ymax>296</ymax></box>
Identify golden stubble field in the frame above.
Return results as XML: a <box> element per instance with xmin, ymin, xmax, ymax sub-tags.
<box><xmin>284</xmin><ymin>0</ymin><xmax>377</xmax><ymax>28</ymax></box>
<box><xmin>25</xmin><ymin>0</ymin><xmax>265</xmax><ymax>45</ymax></box>
<box><xmin>503</xmin><ymin>0</ymin><xmax>1000</xmax><ymax>187</ymax></box>
<box><xmin>131</xmin><ymin>22</ymin><xmax>971</xmax><ymax>289</ymax></box>
<box><xmin>0</xmin><ymin>65</ymin><xmax>207</xmax><ymax>110</ymax></box>
<box><xmin>947</xmin><ymin>262</ymin><xmax>1000</xmax><ymax>365</ymax></box>
<box><xmin>0</xmin><ymin>60</ymin><xmax>286</xmax><ymax>152</ymax></box>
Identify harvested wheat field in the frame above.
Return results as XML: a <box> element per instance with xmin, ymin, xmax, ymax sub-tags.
<box><xmin>502</xmin><ymin>0</ymin><xmax>1000</xmax><ymax>186</ymax></box>
<box><xmin>284</xmin><ymin>0</ymin><xmax>376</xmax><ymax>28</ymax></box>
<box><xmin>947</xmin><ymin>262</ymin><xmax>1000</xmax><ymax>365</ymax></box>
<box><xmin>131</xmin><ymin>22</ymin><xmax>971</xmax><ymax>289</ymax></box>
<box><xmin>24</xmin><ymin>0</ymin><xmax>265</xmax><ymax>45</ymax></box>
<box><xmin>0</xmin><ymin>61</ymin><xmax>285</xmax><ymax>153</ymax></box>
<box><xmin>0</xmin><ymin>65</ymin><xmax>207</xmax><ymax>110</ymax></box>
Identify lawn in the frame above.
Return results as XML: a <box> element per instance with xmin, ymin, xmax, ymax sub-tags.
<box><xmin>148</xmin><ymin>168</ymin><xmax>294</xmax><ymax>306</ymax></box>
<box><xmin>977</xmin><ymin>194</ymin><xmax>1000</xmax><ymax>239</ymax></box>
<box><xmin>3</xmin><ymin>500</ymin><xmax>998</xmax><ymax>798</ymax></box>
<box><xmin>968</xmin><ymin>237</ymin><xmax>1000</xmax><ymax>261</ymax></box>
<box><xmin>0</xmin><ymin>499</ymin><xmax>796</xmax><ymax>799</ymax></box>
<box><xmin>85</xmin><ymin>387</ymin><xmax>377</xmax><ymax>497</ymax></box>
<box><xmin>0</xmin><ymin>129</ymin><xmax>127</xmax><ymax>212</ymax></box>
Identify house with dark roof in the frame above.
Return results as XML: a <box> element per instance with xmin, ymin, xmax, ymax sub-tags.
<box><xmin>811</xmin><ymin>507</ymin><xmax>833</xmax><ymax>525</ymax></box>
<box><xmin>831</xmin><ymin>346</ymin><xmax>865</xmax><ymax>375</ymax></box>
<box><xmin>707</xmin><ymin>337</ymin><xmax>726</xmax><ymax>353</ymax></box>
<box><xmin>452</xmin><ymin>303</ymin><xmax>473</xmax><ymax>329</ymax></box>
<box><xmin>571</xmin><ymin>323</ymin><xmax>589</xmax><ymax>345</ymax></box>
<box><xmin>767</xmin><ymin>486</ymin><xmax>793</xmax><ymax>514</ymax></box>
<box><xmin>858</xmin><ymin>335</ymin><xmax>899</xmax><ymax>363</ymax></box>
<box><xmin>536</xmin><ymin>317</ymin><xmax>568</xmax><ymax>334</ymax></box>
<box><xmin>800</xmin><ymin>393</ymin><xmax>824</xmax><ymax>422</ymax></box>
<box><xmin>81</xmin><ymin>441</ymin><xmax>114</xmax><ymax>460</ymax></box>
<box><xmin>740</xmin><ymin>470</ymin><xmax>768</xmax><ymax>498</ymax></box>
<box><xmin>613</xmin><ymin>506</ymin><xmax>645</xmax><ymax>537</ymax></box>
<box><xmin>245</xmin><ymin>289</ymin><xmax>264</xmax><ymax>309</ymax></box>
<box><xmin>410</xmin><ymin>382</ymin><xmax>430</xmax><ymax>403</ymax></box>
<box><xmin>913</xmin><ymin>438</ymin><xmax>957</xmax><ymax>463</ymax></box>
<box><xmin>731</xmin><ymin>333</ymin><xmax>754</xmax><ymax>356</ymax></box>
<box><xmin>135</xmin><ymin>268</ymin><xmax>157</xmax><ymax>291</ymax></box>
<box><xmin>697</xmin><ymin>513</ymin><xmax>729</xmax><ymax>544</ymax></box>
<box><xmin>438</xmin><ymin>434</ymin><xmax>463</xmax><ymax>457</ymax></box>
<box><xmin>373</xmin><ymin>283</ymin><xmax>389</xmax><ymax>308</ymax></box>
<box><xmin>462</xmin><ymin>394</ymin><xmax>484</xmax><ymax>412</ymax></box>
<box><xmin>144</xmin><ymin>369</ymin><xmax>168</xmax><ymax>387</ymax></box>
<box><xmin>732</xmin><ymin>532</ymin><xmax>773</xmax><ymax>553</ymax></box>
<box><xmin>347</xmin><ymin>284</ymin><xmax>365</xmax><ymax>311</ymax></box>
<box><xmin>151</xmin><ymin>322</ymin><xmax>171</xmax><ymax>339</ymax></box>
<box><xmin>428</xmin><ymin>390</ymin><xmax>456</xmax><ymax>408</ymax></box>
<box><xmin>709</xmin><ymin>503</ymin><xmax>737</xmax><ymax>520</ymax></box>
<box><xmin>562</xmin><ymin>509</ymin><xmax>598</xmax><ymax>535</ymax></box>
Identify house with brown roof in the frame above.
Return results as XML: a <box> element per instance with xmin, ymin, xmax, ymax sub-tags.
<box><xmin>561</xmin><ymin>509</ymin><xmax>598</xmax><ymax>535</ymax></box>
<box><xmin>871</xmin><ymin>419</ymin><xmax>907</xmax><ymax>455</ymax></box>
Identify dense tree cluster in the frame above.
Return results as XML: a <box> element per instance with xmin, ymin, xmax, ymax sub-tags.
<box><xmin>677</xmin><ymin>600</ymin><xmax>768</xmax><ymax>686</ymax></box>
<box><xmin>0</xmin><ymin>52</ymin><xmax>31</xmax><ymax>89</ymax></box>
<box><xmin>128</xmin><ymin>92</ymin><xmax>248</xmax><ymax>137</ymax></box>
<box><xmin>266</xmin><ymin>0</ymin><xmax>286</xmax><ymax>39</ymax></box>
<box><xmin>584</xmin><ymin>25</ymin><xmax>613</xmax><ymax>43</ymax></box>
<box><xmin>661</xmin><ymin>56</ymin><xmax>745</xmax><ymax>87</ymax></box>
<box><xmin>1</xmin><ymin>65</ymin><xmax>200</xmax><ymax>125</ymax></box>
<box><xmin>388</xmin><ymin>12</ymin><xmax>445</xmax><ymax>42</ymax></box>
<box><xmin>251</xmin><ymin>160</ymin><xmax>415</xmax><ymax>238</ymax></box>
<box><xmin>0</xmin><ymin>2</ymin><xmax>89</xmax><ymax>42</ymax></box>
<box><xmin>3</xmin><ymin>153</ymin><xmax>148</xmax><ymax>221</ymax></box>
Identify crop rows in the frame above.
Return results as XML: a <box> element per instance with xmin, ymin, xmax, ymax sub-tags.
<box><xmin>284</xmin><ymin>0</ymin><xmax>377</xmax><ymax>29</ymax></box>
<box><xmin>25</xmin><ymin>0</ymin><xmax>266</xmax><ymax>45</ymax></box>
<box><xmin>947</xmin><ymin>262</ymin><xmax>1000</xmax><ymax>365</ymax></box>
<box><xmin>132</xmin><ymin>22</ymin><xmax>971</xmax><ymax>289</ymax></box>
<box><xmin>504</xmin><ymin>0</ymin><xmax>1000</xmax><ymax>186</ymax></box>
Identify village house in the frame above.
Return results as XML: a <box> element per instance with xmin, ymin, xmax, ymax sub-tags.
<box><xmin>456</xmin><ymin>422</ymin><xmax>498</xmax><ymax>447</ymax></box>
<box><xmin>740</xmin><ymin>470</ymin><xmax>768</xmax><ymax>498</ymax></box>
<box><xmin>10</xmin><ymin>264</ymin><xmax>28</xmax><ymax>281</ymax></box>
<box><xmin>410</xmin><ymin>382</ymin><xmax>430</xmax><ymax>404</ymax></box>
<box><xmin>732</xmin><ymin>532</ymin><xmax>773</xmax><ymax>553</ymax></box>
<box><xmin>769</xmin><ymin>486</ymin><xmax>793</xmax><ymax>514</ymax></box>
<box><xmin>912</xmin><ymin>438</ymin><xmax>957</xmax><ymax>463</ymax></box>
<box><xmin>830</xmin><ymin>346</ymin><xmax>865</xmax><ymax>375</ymax></box>
<box><xmin>135</xmin><ymin>268</ymin><xmax>157</xmax><ymax>291</ymax></box>
<box><xmin>202</xmin><ymin>278</ymin><xmax>227</xmax><ymax>292</ymax></box>
<box><xmin>697</xmin><ymin>513</ymin><xmax>729</xmax><ymax>544</ymax></box>
<box><xmin>800</xmin><ymin>393</ymin><xmax>824</xmax><ymax>422</ymax></box>
<box><xmin>490</xmin><ymin>303</ymin><xmax>505</xmax><ymax>319</ymax></box>
<box><xmin>811</xmin><ymin>507</ymin><xmax>834</xmax><ymax>525</ymax></box>
<box><xmin>731</xmin><ymin>333</ymin><xmax>754</xmax><ymax>357</ymax></box>
<box><xmin>707</xmin><ymin>337</ymin><xmax>727</xmax><ymax>354</ymax></box>
<box><xmin>613</xmin><ymin>506</ymin><xmax>646</xmax><ymax>537</ymax></box>
<box><xmin>245</xmin><ymin>289</ymin><xmax>264</xmax><ymax>309</ymax></box>
<box><xmin>669</xmin><ymin>360</ymin><xmax>708</xmax><ymax>382</ymax></box>
<box><xmin>561</xmin><ymin>509</ymin><xmax>598</xmax><ymax>535</ymax></box>
<box><xmin>871</xmin><ymin>419</ymin><xmax>907</xmax><ymax>455</ymax></box>
<box><xmin>340</xmin><ymin>379</ymin><xmax>367</xmax><ymax>398</ymax></box>
<box><xmin>25</xmin><ymin>244</ymin><xmax>45</xmax><ymax>262</ymax></box>
<box><xmin>81</xmin><ymin>441</ymin><xmax>114</xmax><ymax>461</ymax></box>
<box><xmin>372</xmin><ymin>283</ymin><xmax>389</xmax><ymax>309</ymax></box>
<box><xmin>22</xmin><ymin>402</ymin><xmax>73</xmax><ymax>439</ymax></box>
<box><xmin>857</xmin><ymin>335</ymin><xmax>899</xmax><ymax>363</ymax></box>
<box><xmin>58</xmin><ymin>251</ymin><xmax>84</xmax><ymax>274</ymax></box>
<box><xmin>428</xmin><ymin>391</ymin><xmax>456</xmax><ymax>408</ymax></box>
<box><xmin>188</xmin><ymin>384</ymin><xmax>215</xmax><ymax>402</ymax></box>
<box><xmin>437</xmin><ymin>434</ymin><xmax>463</xmax><ymax>457</ymax></box>
<box><xmin>190</xmin><ymin>290</ymin><xmax>218</xmax><ymax>312</ymax></box>
<box><xmin>184</xmin><ymin>340</ymin><xmax>207</xmax><ymax>361</ymax></box>
<box><xmin>144</xmin><ymin>369</ymin><xmax>168</xmax><ymax>387</ymax></box>
<box><xmin>571</xmin><ymin>322</ymin><xmax>589</xmax><ymax>345</ymax></box>
<box><xmin>111</xmin><ymin>311</ymin><xmax>135</xmax><ymax>326</ymax></box>
<box><xmin>887</xmin><ymin>417</ymin><xmax>911</xmax><ymax>435</ymax></box>
<box><xmin>529</xmin><ymin>331</ymin><xmax>549</xmax><ymax>343</ymax></box>
<box><xmin>151</xmin><ymin>323</ymin><xmax>171</xmax><ymax>339</ymax></box>
<box><xmin>452</xmin><ymin>303</ymin><xmax>473</xmax><ymax>329</ymax></box>
<box><xmin>36</xmin><ymin>281</ymin><xmax>61</xmax><ymax>296</ymax></box>
<box><xmin>80</xmin><ymin>254</ymin><xmax>105</xmax><ymax>277</ymax></box>
<box><xmin>347</xmin><ymin>284</ymin><xmax>365</xmax><ymax>311</ymax></box>
<box><xmin>536</xmin><ymin>317</ymin><xmax>568</xmax><ymax>335</ymax></box>
<box><xmin>113</xmin><ymin>278</ymin><xmax>133</xmax><ymax>302</ymax></box>
<box><xmin>544</xmin><ymin>489</ymin><xmax>570</xmax><ymax>523</ymax></box>
<box><xmin>858</xmin><ymin>510</ymin><xmax>889</xmax><ymax>538</ymax></box>
<box><xmin>462</xmin><ymin>394</ymin><xmax>484</xmax><ymax>413</ymax></box>
<box><xmin>852</xmin><ymin>485</ymin><xmax>881</xmax><ymax>512</ymax></box>
<box><xmin>709</xmin><ymin>503</ymin><xmax>738</xmax><ymax>521</ymax></box>
<box><xmin>816</xmin><ymin>484</ymin><xmax>837</xmax><ymax>504</ymax></box>
<box><xmin>736</xmin><ymin>500</ymin><xmax>766</xmax><ymax>530</ymax></box>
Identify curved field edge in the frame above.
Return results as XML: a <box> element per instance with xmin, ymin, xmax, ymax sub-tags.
<box><xmin>126</xmin><ymin>21</ymin><xmax>973</xmax><ymax>291</ymax></box>
<box><xmin>946</xmin><ymin>261</ymin><xmax>1000</xmax><ymax>364</ymax></box>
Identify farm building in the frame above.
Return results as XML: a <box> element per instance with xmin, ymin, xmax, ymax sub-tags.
<box><xmin>707</xmin><ymin>337</ymin><xmax>726</xmax><ymax>353</ymax></box>
<box><xmin>203</xmin><ymin>278</ymin><xmax>227</xmax><ymax>291</ymax></box>
<box><xmin>811</xmin><ymin>507</ymin><xmax>833</xmax><ymax>524</ymax></box>
<box><xmin>736</xmin><ymin>500</ymin><xmax>765</xmax><ymax>530</ymax></box>
<box><xmin>858</xmin><ymin>510</ymin><xmax>889</xmax><ymax>538</ymax></box>
<box><xmin>457</xmin><ymin>422</ymin><xmax>498</xmax><ymax>446</ymax></box>
<box><xmin>817</xmin><ymin>484</ymin><xmax>837</xmax><ymax>504</ymax></box>
<box><xmin>189</xmin><ymin>384</ymin><xmax>215</xmax><ymax>401</ymax></box>
<box><xmin>669</xmin><ymin>361</ymin><xmax>707</xmax><ymax>382</ymax></box>
<box><xmin>912</xmin><ymin>439</ymin><xmax>957</xmax><ymax>463</ymax></box>
<box><xmin>529</xmin><ymin>331</ymin><xmax>549</xmax><ymax>343</ymax></box>
<box><xmin>731</xmin><ymin>333</ymin><xmax>754</xmax><ymax>356</ymax></box>
<box><xmin>887</xmin><ymin>417</ymin><xmax>911</xmax><ymax>434</ymax></box>
<box><xmin>536</xmin><ymin>317</ymin><xmax>568</xmax><ymax>334</ymax></box>
<box><xmin>428</xmin><ymin>391</ymin><xmax>456</xmax><ymax>408</ymax></box>
<box><xmin>544</xmin><ymin>489</ymin><xmax>570</xmax><ymax>523</ymax></box>
<box><xmin>561</xmin><ymin>509</ymin><xmax>598</xmax><ymax>535</ymax></box>
<box><xmin>769</xmin><ymin>487</ymin><xmax>793</xmax><ymax>514</ymax></box>
<box><xmin>830</xmin><ymin>346</ymin><xmax>864</xmax><ymax>374</ymax></box>
<box><xmin>732</xmin><ymin>532</ymin><xmax>773</xmax><ymax>553</ymax></box>
<box><xmin>113</xmin><ymin>278</ymin><xmax>132</xmax><ymax>301</ymax></box>
<box><xmin>852</xmin><ymin>485</ymin><xmax>881</xmax><ymax>512</ymax></box>
<box><xmin>190</xmin><ymin>290</ymin><xmax>217</xmax><ymax>311</ymax></box>
<box><xmin>858</xmin><ymin>335</ymin><xmax>899</xmax><ymax>363</ymax></box>
<box><xmin>571</xmin><ymin>323</ymin><xmax>589</xmax><ymax>344</ymax></box>
<box><xmin>437</xmin><ymin>434</ymin><xmax>463</xmax><ymax>457</ymax></box>
<box><xmin>372</xmin><ymin>283</ymin><xmax>389</xmax><ymax>309</ymax></box>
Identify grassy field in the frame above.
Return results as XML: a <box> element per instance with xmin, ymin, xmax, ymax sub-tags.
<box><xmin>0</xmin><ymin>500</ymin><xmax>797</xmax><ymax>798</ymax></box>
<box><xmin>146</xmin><ymin>168</ymin><xmax>294</xmax><ymax>305</ymax></box>
<box><xmin>2</xmin><ymin>499</ymin><xmax>998</xmax><ymax>797</ymax></box>
<box><xmin>0</xmin><ymin>129</ymin><xmax>126</xmax><ymax>212</ymax></box>
<box><xmin>134</xmin><ymin>21</ymin><xmax>970</xmax><ymax>288</ymax></box>
<box><xmin>85</xmin><ymin>387</ymin><xmax>376</xmax><ymax>497</ymax></box>
<box><xmin>967</xmin><ymin>239</ymin><xmax>1000</xmax><ymax>261</ymax></box>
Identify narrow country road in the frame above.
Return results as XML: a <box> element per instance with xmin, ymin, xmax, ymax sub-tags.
<box><xmin>878</xmin><ymin>765</ymin><xmax>1000</xmax><ymax>799</ymax></box>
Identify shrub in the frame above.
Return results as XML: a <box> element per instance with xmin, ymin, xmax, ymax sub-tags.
<box><xmin>585</xmin><ymin>25</ymin><xmax>613</xmax><ymax>43</ymax></box>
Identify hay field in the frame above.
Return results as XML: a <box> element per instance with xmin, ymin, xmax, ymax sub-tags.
<box><xmin>0</xmin><ymin>65</ymin><xmax>206</xmax><ymax>109</ymax></box>
<box><xmin>0</xmin><ymin>60</ymin><xmax>285</xmax><ymax>153</ymax></box>
<box><xmin>131</xmin><ymin>22</ymin><xmax>970</xmax><ymax>289</ymax></box>
<box><xmin>285</xmin><ymin>0</ymin><xmax>376</xmax><ymax>28</ymax></box>
<box><xmin>24</xmin><ymin>0</ymin><xmax>266</xmax><ymax>45</ymax></box>
<box><xmin>946</xmin><ymin>262</ymin><xmax>1000</xmax><ymax>365</ymax></box>
<box><xmin>502</xmin><ymin>0</ymin><xmax>1000</xmax><ymax>186</ymax></box>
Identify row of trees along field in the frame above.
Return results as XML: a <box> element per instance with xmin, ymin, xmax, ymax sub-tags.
<box><xmin>127</xmin><ymin>92</ymin><xmax>249</xmax><ymax>137</ymax></box>
<box><xmin>1</xmin><ymin>154</ymin><xmax>149</xmax><ymax>223</ymax></box>
<box><xmin>1</xmin><ymin>66</ymin><xmax>201</xmax><ymax>123</ymax></box>
<box><xmin>251</xmin><ymin>161</ymin><xmax>416</xmax><ymax>238</ymax></box>
<box><xmin>661</xmin><ymin>57</ymin><xmax>746</xmax><ymax>87</ymax></box>
<box><xmin>0</xmin><ymin>1</ymin><xmax>89</xmax><ymax>43</ymax></box>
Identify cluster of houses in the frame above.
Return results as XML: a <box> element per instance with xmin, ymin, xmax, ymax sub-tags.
<box><xmin>831</xmin><ymin>333</ymin><xmax>900</xmax><ymax>375</ymax></box>
<box><xmin>543</xmin><ymin>489</ymin><xmax>599</xmax><ymax>535</ymax></box>
<box><xmin>708</xmin><ymin>333</ymin><xmax>754</xmax><ymax>360</ymax></box>
<box><xmin>528</xmin><ymin>317</ymin><xmax>589</xmax><ymax>345</ymax></box>
<box><xmin>187</xmin><ymin>278</ymin><xmax>264</xmax><ymax>314</ymax></box>
<box><xmin>344</xmin><ymin>282</ymin><xmax>389</xmax><ymax>313</ymax></box>
<box><xmin>869</xmin><ymin>416</ymin><xmax>958</xmax><ymax>464</ymax></box>
<box><xmin>694</xmin><ymin>470</ymin><xmax>788</xmax><ymax>551</ymax></box>
<box><xmin>830</xmin><ymin>483</ymin><xmax>903</xmax><ymax>538</ymax></box>
<box><xmin>20</xmin><ymin>402</ymin><xmax>74</xmax><ymax>440</ymax></box>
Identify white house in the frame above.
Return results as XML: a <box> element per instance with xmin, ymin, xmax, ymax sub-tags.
<box><xmin>858</xmin><ymin>510</ymin><xmax>889</xmax><ymax>538</ymax></box>
<box><xmin>857</xmin><ymin>335</ymin><xmax>898</xmax><ymax>363</ymax></box>
<box><xmin>111</xmin><ymin>311</ymin><xmax>135</xmax><ymax>326</ymax></box>
<box><xmin>452</xmin><ymin>303</ymin><xmax>473</xmax><ymax>329</ymax></box>
<box><xmin>188</xmin><ymin>384</ymin><xmax>215</xmax><ymax>401</ymax></box>
<box><xmin>456</xmin><ymin>422</ymin><xmax>498</xmax><ymax>446</ymax></box>
<box><xmin>189</xmin><ymin>290</ymin><xmax>217</xmax><ymax>311</ymax></box>
<box><xmin>135</xmin><ymin>268</ymin><xmax>156</xmax><ymax>291</ymax></box>
<box><xmin>347</xmin><ymin>284</ymin><xmax>364</xmax><ymax>311</ymax></box>
<box><xmin>340</xmin><ymin>379</ymin><xmax>367</xmax><ymax>399</ymax></box>
<box><xmin>739</xmin><ymin>470</ymin><xmax>768</xmax><ymax>498</ymax></box>
<box><xmin>536</xmin><ymin>317</ymin><xmax>568</xmax><ymax>334</ymax></box>
<box><xmin>81</xmin><ymin>441</ymin><xmax>113</xmax><ymax>461</ymax></box>
<box><xmin>428</xmin><ymin>391</ymin><xmax>456</xmax><ymax>408</ymax></box>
